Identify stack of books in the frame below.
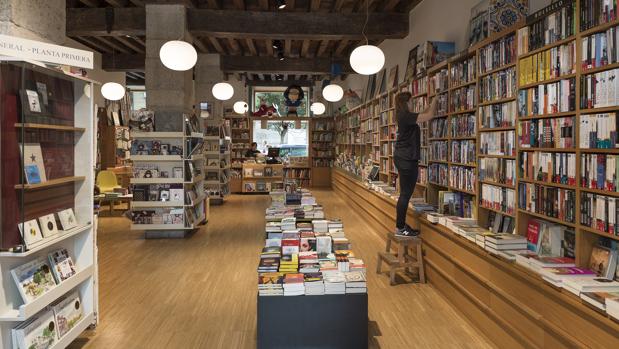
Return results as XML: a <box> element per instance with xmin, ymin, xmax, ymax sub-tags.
<box><xmin>258</xmin><ymin>257</ymin><xmax>280</xmax><ymax>273</ymax></box>
<box><xmin>279</xmin><ymin>254</ymin><xmax>299</xmax><ymax>273</ymax></box>
<box><xmin>304</xmin><ymin>273</ymin><xmax>325</xmax><ymax>295</ymax></box>
<box><xmin>283</xmin><ymin>273</ymin><xmax>305</xmax><ymax>296</ymax></box>
<box><xmin>483</xmin><ymin>233</ymin><xmax>527</xmax><ymax>254</ymax></box>
<box><xmin>332</xmin><ymin>237</ymin><xmax>350</xmax><ymax>250</ymax></box>
<box><xmin>299</xmin><ymin>251</ymin><xmax>319</xmax><ymax>271</ymax></box>
<box><xmin>345</xmin><ymin>271</ymin><xmax>367</xmax><ymax>294</ymax></box>
<box><xmin>349</xmin><ymin>258</ymin><xmax>366</xmax><ymax>273</ymax></box>
<box><xmin>336</xmin><ymin>251</ymin><xmax>351</xmax><ymax>272</ymax></box>
<box><xmin>266</xmin><ymin>222</ymin><xmax>282</xmax><ymax>238</ymax></box>
<box><xmin>313</xmin><ymin>220</ymin><xmax>329</xmax><ymax>233</ymax></box>
<box><xmin>323</xmin><ymin>271</ymin><xmax>346</xmax><ymax>295</ymax></box>
<box><xmin>258</xmin><ymin>273</ymin><xmax>284</xmax><ymax>296</ymax></box>
<box><xmin>328</xmin><ymin>219</ymin><xmax>343</xmax><ymax>232</ymax></box>
<box><xmin>281</xmin><ymin>217</ymin><xmax>297</xmax><ymax>231</ymax></box>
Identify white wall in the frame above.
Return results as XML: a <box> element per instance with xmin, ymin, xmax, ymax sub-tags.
<box><xmin>345</xmin><ymin>0</ymin><xmax>552</xmax><ymax>93</ymax></box>
<box><xmin>0</xmin><ymin>0</ymin><xmax>126</xmax><ymax>107</ymax></box>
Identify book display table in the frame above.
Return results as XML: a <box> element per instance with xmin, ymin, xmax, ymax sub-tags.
<box><xmin>257</xmin><ymin>294</ymin><xmax>368</xmax><ymax>349</ymax></box>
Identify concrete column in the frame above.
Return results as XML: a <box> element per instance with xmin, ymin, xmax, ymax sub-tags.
<box><xmin>145</xmin><ymin>3</ymin><xmax>194</xmax><ymax>114</ymax></box>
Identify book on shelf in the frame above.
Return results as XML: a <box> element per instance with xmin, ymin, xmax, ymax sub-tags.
<box><xmin>518</xmin><ymin>41</ymin><xmax>576</xmax><ymax>86</ymax></box>
<box><xmin>52</xmin><ymin>291</ymin><xmax>84</xmax><ymax>339</ymax></box>
<box><xmin>581</xmin><ymin>0</ymin><xmax>618</xmax><ymax>32</ymax></box>
<box><xmin>580</xmin><ymin>291</ymin><xmax>619</xmax><ymax>311</ymax></box>
<box><xmin>450</xmin><ymin>140</ymin><xmax>476</xmax><ymax>164</ymax></box>
<box><xmin>517</xmin><ymin>78</ymin><xmax>576</xmax><ymax>116</ymax></box>
<box><xmin>480</xmin><ymin>101</ymin><xmax>517</xmax><ymax>128</ymax></box>
<box><xmin>450</xmin><ymin>114</ymin><xmax>476</xmax><ymax>138</ymax></box>
<box><xmin>518</xmin><ymin>182</ymin><xmax>576</xmax><ymax>223</ymax></box>
<box><xmin>411</xmin><ymin>76</ymin><xmax>428</xmax><ymax>96</ymax></box>
<box><xmin>429</xmin><ymin>141</ymin><xmax>448</xmax><ymax>161</ymax></box>
<box><xmin>479</xmin><ymin>158</ymin><xmax>515</xmax><ymax>185</ymax></box>
<box><xmin>429</xmin><ymin>118</ymin><xmax>448</xmax><ymax>138</ymax></box>
<box><xmin>48</xmin><ymin>248</ymin><xmax>77</xmax><ymax>284</ymax></box>
<box><xmin>581</xmin><ymin>68</ymin><xmax>619</xmax><ymax>108</ymax></box>
<box><xmin>488</xmin><ymin>211</ymin><xmax>516</xmax><ymax>234</ymax></box>
<box><xmin>450</xmin><ymin>56</ymin><xmax>476</xmax><ymax>86</ymax></box>
<box><xmin>579</xmin><ymin>113</ymin><xmax>619</xmax><ymax>149</ymax></box>
<box><xmin>582</xmin><ymin>24</ymin><xmax>619</xmax><ymax>70</ymax></box>
<box><xmin>479</xmin><ymin>67</ymin><xmax>516</xmax><ymax>103</ymax></box>
<box><xmin>581</xmin><ymin>153</ymin><xmax>619</xmax><ymax>191</ymax></box>
<box><xmin>517</xmin><ymin>1</ymin><xmax>575</xmax><ymax>54</ymax></box>
<box><xmin>479</xmin><ymin>130</ymin><xmax>515</xmax><ymax>156</ymax></box>
<box><xmin>12</xmin><ymin>310</ymin><xmax>57</xmax><ymax>349</ymax></box>
<box><xmin>449</xmin><ymin>85</ymin><xmax>476</xmax><ymax>112</ymax></box>
<box><xmin>429</xmin><ymin>68</ymin><xmax>449</xmax><ymax>95</ymax></box>
<box><xmin>479</xmin><ymin>33</ymin><xmax>516</xmax><ymax>74</ymax></box>
<box><xmin>581</xmin><ymin>192</ymin><xmax>619</xmax><ymax>235</ymax></box>
<box><xmin>429</xmin><ymin>163</ymin><xmax>448</xmax><ymax>186</ymax></box>
<box><xmin>438</xmin><ymin>191</ymin><xmax>476</xmax><ymax>218</ymax></box>
<box><xmin>11</xmin><ymin>257</ymin><xmax>57</xmax><ymax>304</ymax></box>
<box><xmin>519</xmin><ymin>152</ymin><xmax>576</xmax><ymax>185</ymax></box>
<box><xmin>480</xmin><ymin>184</ymin><xmax>515</xmax><ymax>214</ymax></box>
<box><xmin>449</xmin><ymin>165</ymin><xmax>476</xmax><ymax>193</ymax></box>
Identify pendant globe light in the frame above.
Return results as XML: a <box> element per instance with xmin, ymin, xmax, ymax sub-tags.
<box><xmin>159</xmin><ymin>40</ymin><xmax>197</xmax><ymax>71</ymax></box>
<box><xmin>101</xmin><ymin>82</ymin><xmax>125</xmax><ymax>101</ymax></box>
<box><xmin>233</xmin><ymin>101</ymin><xmax>249</xmax><ymax>114</ymax></box>
<box><xmin>322</xmin><ymin>84</ymin><xmax>344</xmax><ymax>102</ymax></box>
<box><xmin>310</xmin><ymin>102</ymin><xmax>326</xmax><ymax>115</ymax></box>
<box><xmin>349</xmin><ymin>0</ymin><xmax>385</xmax><ymax>75</ymax></box>
<box><xmin>212</xmin><ymin>82</ymin><xmax>234</xmax><ymax>101</ymax></box>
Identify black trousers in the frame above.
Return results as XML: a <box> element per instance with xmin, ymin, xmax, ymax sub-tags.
<box><xmin>394</xmin><ymin>159</ymin><xmax>419</xmax><ymax>229</ymax></box>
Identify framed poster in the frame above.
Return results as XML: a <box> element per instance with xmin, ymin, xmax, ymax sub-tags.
<box><xmin>405</xmin><ymin>46</ymin><xmax>418</xmax><ymax>81</ymax></box>
<box><xmin>388</xmin><ymin>65</ymin><xmax>399</xmax><ymax>89</ymax></box>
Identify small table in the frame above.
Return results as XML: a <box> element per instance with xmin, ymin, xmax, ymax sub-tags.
<box><xmin>96</xmin><ymin>193</ymin><xmax>132</xmax><ymax>216</ymax></box>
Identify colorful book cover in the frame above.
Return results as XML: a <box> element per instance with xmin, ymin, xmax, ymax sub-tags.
<box><xmin>589</xmin><ymin>246</ymin><xmax>612</xmax><ymax>277</ymax></box>
<box><xmin>16</xmin><ymin>310</ymin><xmax>56</xmax><ymax>349</ymax></box>
<box><xmin>52</xmin><ymin>291</ymin><xmax>84</xmax><ymax>338</ymax></box>
<box><xmin>18</xmin><ymin>219</ymin><xmax>44</xmax><ymax>248</ymax></box>
<box><xmin>48</xmin><ymin>248</ymin><xmax>77</xmax><ymax>283</ymax></box>
<box><xmin>11</xmin><ymin>257</ymin><xmax>57</xmax><ymax>304</ymax></box>
<box><xmin>526</xmin><ymin>219</ymin><xmax>540</xmax><ymax>252</ymax></box>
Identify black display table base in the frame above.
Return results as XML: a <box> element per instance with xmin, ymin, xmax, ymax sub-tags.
<box><xmin>257</xmin><ymin>293</ymin><xmax>368</xmax><ymax>349</ymax></box>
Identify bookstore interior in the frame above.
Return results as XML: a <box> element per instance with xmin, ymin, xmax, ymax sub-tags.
<box><xmin>5</xmin><ymin>0</ymin><xmax>619</xmax><ymax>348</ymax></box>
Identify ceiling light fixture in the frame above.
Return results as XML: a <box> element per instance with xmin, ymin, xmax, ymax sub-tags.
<box><xmin>233</xmin><ymin>101</ymin><xmax>249</xmax><ymax>114</ymax></box>
<box><xmin>322</xmin><ymin>84</ymin><xmax>343</xmax><ymax>102</ymax></box>
<box><xmin>349</xmin><ymin>0</ymin><xmax>385</xmax><ymax>75</ymax></box>
<box><xmin>310</xmin><ymin>102</ymin><xmax>326</xmax><ymax>115</ymax></box>
<box><xmin>159</xmin><ymin>40</ymin><xmax>198</xmax><ymax>71</ymax></box>
<box><xmin>272</xmin><ymin>40</ymin><xmax>280</xmax><ymax>49</ymax></box>
<box><xmin>277</xmin><ymin>0</ymin><xmax>287</xmax><ymax>9</ymax></box>
<box><xmin>101</xmin><ymin>82</ymin><xmax>126</xmax><ymax>101</ymax></box>
<box><xmin>212</xmin><ymin>82</ymin><xmax>234</xmax><ymax>101</ymax></box>
<box><xmin>278</xmin><ymin>51</ymin><xmax>285</xmax><ymax>61</ymax></box>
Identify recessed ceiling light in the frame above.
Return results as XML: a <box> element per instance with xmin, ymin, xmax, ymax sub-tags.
<box><xmin>277</xmin><ymin>0</ymin><xmax>286</xmax><ymax>9</ymax></box>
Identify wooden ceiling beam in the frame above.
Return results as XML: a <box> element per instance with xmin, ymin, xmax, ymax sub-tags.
<box><xmin>310</xmin><ymin>0</ymin><xmax>321</xmax><ymax>11</ymax></box>
<box><xmin>102</xmin><ymin>53</ymin><xmax>146</xmax><ymax>71</ymax></box>
<box><xmin>129</xmin><ymin>0</ymin><xmax>145</xmax><ymax>6</ymax></box>
<box><xmin>78</xmin><ymin>0</ymin><xmax>100</xmax><ymax>7</ymax></box>
<box><xmin>221</xmin><ymin>55</ymin><xmax>353</xmax><ymax>74</ymax></box>
<box><xmin>284</xmin><ymin>39</ymin><xmax>291</xmax><ymax>57</ymax></box>
<box><xmin>232</xmin><ymin>0</ymin><xmax>245</xmax><ymax>10</ymax></box>
<box><xmin>334</xmin><ymin>39</ymin><xmax>350</xmax><ymax>56</ymax></box>
<box><xmin>382</xmin><ymin>0</ymin><xmax>400</xmax><ymax>11</ymax></box>
<box><xmin>265</xmin><ymin>39</ymin><xmax>274</xmax><ymax>57</ymax></box>
<box><xmin>68</xmin><ymin>8</ymin><xmax>409</xmax><ymax>40</ymax></box>
<box><xmin>227</xmin><ymin>38</ymin><xmax>242</xmax><ymax>55</ymax></box>
<box><xmin>258</xmin><ymin>0</ymin><xmax>269</xmax><ymax>10</ymax></box>
<box><xmin>206</xmin><ymin>0</ymin><xmax>220</xmax><ymax>8</ymax></box>
<box><xmin>97</xmin><ymin>36</ymin><xmax>132</xmax><ymax>53</ymax></box>
<box><xmin>246</xmin><ymin>79</ymin><xmax>313</xmax><ymax>87</ymax></box>
<box><xmin>301</xmin><ymin>40</ymin><xmax>310</xmax><ymax>58</ymax></box>
<box><xmin>105</xmin><ymin>0</ymin><xmax>128</xmax><ymax>6</ymax></box>
<box><xmin>115</xmin><ymin>35</ymin><xmax>145</xmax><ymax>53</ymax></box>
<box><xmin>316</xmin><ymin>40</ymin><xmax>329</xmax><ymax>57</ymax></box>
<box><xmin>187</xmin><ymin>9</ymin><xmax>409</xmax><ymax>40</ymax></box>
<box><xmin>193</xmin><ymin>37</ymin><xmax>208</xmax><ymax>53</ymax></box>
<box><xmin>208</xmin><ymin>37</ymin><xmax>227</xmax><ymax>55</ymax></box>
<box><xmin>246</xmin><ymin>39</ymin><xmax>258</xmax><ymax>56</ymax></box>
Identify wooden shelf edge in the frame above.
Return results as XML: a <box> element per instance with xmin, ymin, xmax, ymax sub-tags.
<box><xmin>14</xmin><ymin>123</ymin><xmax>85</xmax><ymax>132</ymax></box>
<box><xmin>14</xmin><ymin>176</ymin><xmax>85</xmax><ymax>190</ymax></box>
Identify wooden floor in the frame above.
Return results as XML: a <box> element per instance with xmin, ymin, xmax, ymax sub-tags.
<box><xmin>69</xmin><ymin>189</ymin><xmax>495</xmax><ymax>349</ymax></box>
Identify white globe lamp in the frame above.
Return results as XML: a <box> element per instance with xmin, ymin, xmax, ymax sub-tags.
<box><xmin>310</xmin><ymin>102</ymin><xmax>326</xmax><ymax>115</ymax></box>
<box><xmin>212</xmin><ymin>82</ymin><xmax>234</xmax><ymax>101</ymax></box>
<box><xmin>101</xmin><ymin>82</ymin><xmax>125</xmax><ymax>101</ymax></box>
<box><xmin>159</xmin><ymin>40</ymin><xmax>197</xmax><ymax>71</ymax></box>
<box><xmin>322</xmin><ymin>84</ymin><xmax>344</xmax><ymax>102</ymax></box>
<box><xmin>350</xmin><ymin>45</ymin><xmax>385</xmax><ymax>75</ymax></box>
<box><xmin>233</xmin><ymin>101</ymin><xmax>249</xmax><ymax>114</ymax></box>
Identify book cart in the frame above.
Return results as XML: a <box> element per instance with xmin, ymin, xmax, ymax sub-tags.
<box><xmin>332</xmin><ymin>1</ymin><xmax>619</xmax><ymax>347</ymax></box>
<box><xmin>0</xmin><ymin>60</ymin><xmax>98</xmax><ymax>348</ymax></box>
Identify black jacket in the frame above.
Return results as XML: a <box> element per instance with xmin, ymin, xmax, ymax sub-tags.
<box><xmin>394</xmin><ymin>110</ymin><xmax>420</xmax><ymax>165</ymax></box>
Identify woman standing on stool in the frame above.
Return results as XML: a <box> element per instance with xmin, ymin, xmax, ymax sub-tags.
<box><xmin>393</xmin><ymin>92</ymin><xmax>437</xmax><ymax>237</ymax></box>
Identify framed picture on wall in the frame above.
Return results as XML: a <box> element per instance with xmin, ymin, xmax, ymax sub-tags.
<box><xmin>468</xmin><ymin>0</ymin><xmax>490</xmax><ymax>47</ymax></box>
<box><xmin>405</xmin><ymin>46</ymin><xmax>418</xmax><ymax>82</ymax></box>
<box><xmin>388</xmin><ymin>65</ymin><xmax>399</xmax><ymax>89</ymax></box>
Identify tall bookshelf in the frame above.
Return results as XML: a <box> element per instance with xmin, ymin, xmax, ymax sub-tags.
<box><xmin>427</xmin><ymin>62</ymin><xmax>451</xmax><ymax>207</ymax></box>
<box><xmin>226</xmin><ymin>115</ymin><xmax>251</xmax><ymax>193</ymax></box>
<box><xmin>204</xmin><ymin>120</ymin><xmax>231</xmax><ymax>204</ymax></box>
<box><xmin>310</xmin><ymin>117</ymin><xmax>335</xmax><ymax>187</ymax></box>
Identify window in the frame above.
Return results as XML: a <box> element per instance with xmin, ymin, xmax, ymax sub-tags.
<box><xmin>129</xmin><ymin>89</ymin><xmax>146</xmax><ymax>111</ymax></box>
<box><xmin>252</xmin><ymin>120</ymin><xmax>309</xmax><ymax>157</ymax></box>
<box><xmin>253</xmin><ymin>86</ymin><xmax>310</xmax><ymax>117</ymax></box>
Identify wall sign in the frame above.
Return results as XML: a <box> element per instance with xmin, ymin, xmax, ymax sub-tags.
<box><xmin>0</xmin><ymin>34</ymin><xmax>94</xmax><ymax>69</ymax></box>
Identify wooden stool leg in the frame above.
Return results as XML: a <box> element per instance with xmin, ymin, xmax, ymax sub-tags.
<box><xmin>376</xmin><ymin>253</ymin><xmax>382</xmax><ymax>274</ymax></box>
<box><xmin>385</xmin><ymin>238</ymin><xmax>392</xmax><ymax>253</ymax></box>
<box><xmin>389</xmin><ymin>267</ymin><xmax>396</xmax><ymax>286</ymax></box>
<box><xmin>417</xmin><ymin>243</ymin><xmax>426</xmax><ymax>283</ymax></box>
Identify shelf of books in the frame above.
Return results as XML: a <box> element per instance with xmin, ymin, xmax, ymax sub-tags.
<box><xmin>130</xmin><ymin>112</ymin><xmax>207</xmax><ymax>238</ymax></box>
<box><xmin>225</xmin><ymin>115</ymin><xmax>251</xmax><ymax>192</ymax></box>
<box><xmin>258</xmin><ymin>189</ymin><xmax>367</xmax><ymax>348</ymax></box>
<box><xmin>310</xmin><ymin>117</ymin><xmax>335</xmax><ymax>187</ymax></box>
<box><xmin>204</xmin><ymin>120</ymin><xmax>231</xmax><ymax>205</ymax></box>
<box><xmin>242</xmin><ymin>163</ymin><xmax>284</xmax><ymax>193</ymax></box>
<box><xmin>0</xmin><ymin>60</ymin><xmax>98</xmax><ymax>348</ymax></box>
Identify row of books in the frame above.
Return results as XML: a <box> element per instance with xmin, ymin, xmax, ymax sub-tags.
<box><xmin>479</xmin><ymin>130</ymin><xmax>516</xmax><ymax>156</ymax></box>
<box><xmin>518</xmin><ymin>116</ymin><xmax>575</xmax><ymax>148</ymax></box>
<box><xmin>450</xmin><ymin>140</ymin><xmax>476</xmax><ymax>165</ymax></box>
<box><xmin>436</xmin><ymin>93</ymin><xmax>449</xmax><ymax>115</ymax></box>
<box><xmin>450</xmin><ymin>56</ymin><xmax>476</xmax><ymax>86</ymax></box>
<box><xmin>581</xmin><ymin>153</ymin><xmax>619</xmax><ymax>191</ymax></box>
<box><xmin>580</xmin><ymin>68</ymin><xmax>619</xmax><ymax>108</ymax></box>
<box><xmin>429</xmin><ymin>163</ymin><xmax>448</xmax><ymax>186</ymax></box>
<box><xmin>450</xmin><ymin>113</ymin><xmax>476</xmax><ymax>138</ymax></box>
<box><xmin>518</xmin><ymin>41</ymin><xmax>576</xmax><ymax>86</ymax></box>
<box><xmin>480</xmin><ymin>184</ymin><xmax>516</xmax><ymax>214</ymax></box>
<box><xmin>411</xmin><ymin>76</ymin><xmax>428</xmax><ymax>96</ymax></box>
<box><xmin>519</xmin><ymin>151</ymin><xmax>577</xmax><ymax>185</ymax></box>
<box><xmin>582</xmin><ymin>25</ymin><xmax>619</xmax><ymax>71</ymax></box>
<box><xmin>429</xmin><ymin>140</ymin><xmax>448</xmax><ymax>161</ymax></box>
<box><xmin>479</xmin><ymin>34</ymin><xmax>516</xmax><ymax>74</ymax></box>
<box><xmin>479</xmin><ymin>67</ymin><xmax>517</xmax><ymax>103</ymax></box>
<box><xmin>429</xmin><ymin>69</ymin><xmax>449</xmax><ymax>95</ymax></box>
<box><xmin>581</xmin><ymin>0</ymin><xmax>618</xmax><ymax>31</ymax></box>
<box><xmin>581</xmin><ymin>192</ymin><xmax>619</xmax><ymax>235</ymax></box>
<box><xmin>449</xmin><ymin>165</ymin><xmax>476</xmax><ymax>193</ymax></box>
<box><xmin>518</xmin><ymin>182</ymin><xmax>576</xmax><ymax>223</ymax></box>
<box><xmin>517</xmin><ymin>1</ymin><xmax>575</xmax><ymax>54</ymax></box>
<box><xmin>449</xmin><ymin>85</ymin><xmax>476</xmax><ymax>112</ymax></box>
<box><xmin>580</xmin><ymin>113</ymin><xmax>619</xmax><ymax>149</ymax></box>
<box><xmin>479</xmin><ymin>158</ymin><xmax>516</xmax><ymax>186</ymax></box>
<box><xmin>430</xmin><ymin>118</ymin><xmax>448</xmax><ymax>138</ymax></box>
<box><xmin>517</xmin><ymin>78</ymin><xmax>576</xmax><ymax>116</ymax></box>
<box><xmin>437</xmin><ymin>191</ymin><xmax>476</xmax><ymax>218</ymax></box>
<box><xmin>480</xmin><ymin>101</ymin><xmax>517</xmax><ymax>128</ymax></box>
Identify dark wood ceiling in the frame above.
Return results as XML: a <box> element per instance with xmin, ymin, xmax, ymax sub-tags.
<box><xmin>66</xmin><ymin>0</ymin><xmax>420</xmax><ymax>83</ymax></box>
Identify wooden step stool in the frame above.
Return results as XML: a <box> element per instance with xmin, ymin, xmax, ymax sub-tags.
<box><xmin>376</xmin><ymin>233</ymin><xmax>425</xmax><ymax>285</ymax></box>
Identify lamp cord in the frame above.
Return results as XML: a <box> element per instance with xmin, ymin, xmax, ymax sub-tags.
<box><xmin>362</xmin><ymin>0</ymin><xmax>369</xmax><ymax>45</ymax></box>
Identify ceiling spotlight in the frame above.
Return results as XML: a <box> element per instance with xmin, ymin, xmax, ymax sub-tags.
<box><xmin>272</xmin><ymin>40</ymin><xmax>280</xmax><ymax>49</ymax></box>
<box><xmin>277</xmin><ymin>0</ymin><xmax>287</xmax><ymax>9</ymax></box>
<box><xmin>278</xmin><ymin>52</ymin><xmax>285</xmax><ymax>61</ymax></box>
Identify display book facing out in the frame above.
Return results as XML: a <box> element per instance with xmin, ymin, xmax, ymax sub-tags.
<box><xmin>334</xmin><ymin>0</ymin><xmax>619</xmax><ymax>298</ymax></box>
<box><xmin>129</xmin><ymin>110</ymin><xmax>207</xmax><ymax>233</ymax></box>
<box><xmin>242</xmin><ymin>163</ymin><xmax>284</xmax><ymax>193</ymax></box>
<box><xmin>0</xmin><ymin>60</ymin><xmax>98</xmax><ymax>349</ymax></box>
<box><xmin>204</xmin><ymin>120</ymin><xmax>231</xmax><ymax>203</ymax></box>
<box><xmin>259</xmin><ymin>189</ymin><xmax>366</xmax><ymax>296</ymax></box>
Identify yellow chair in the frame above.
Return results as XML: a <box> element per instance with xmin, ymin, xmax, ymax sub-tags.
<box><xmin>96</xmin><ymin>170</ymin><xmax>121</xmax><ymax>193</ymax></box>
